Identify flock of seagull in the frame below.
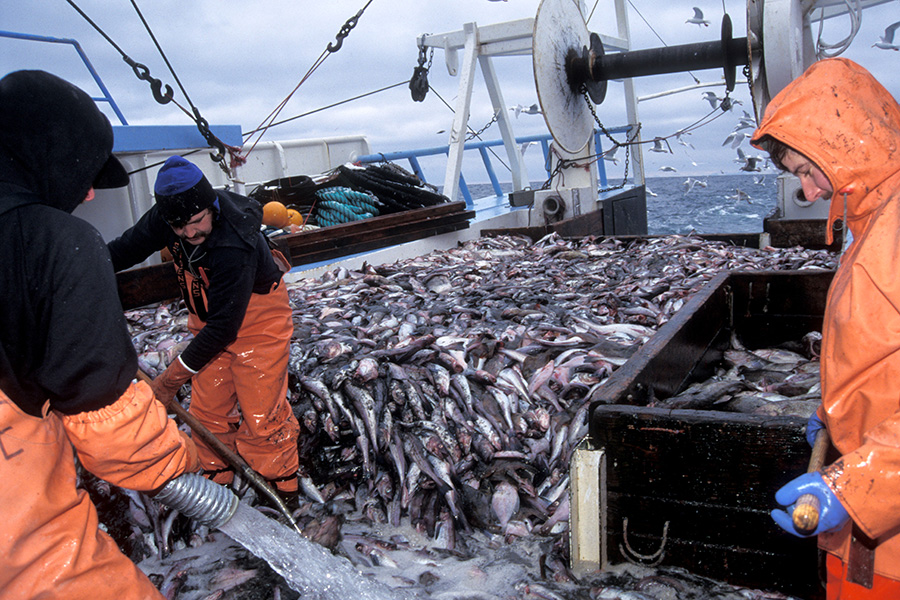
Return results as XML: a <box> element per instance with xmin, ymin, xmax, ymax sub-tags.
<box><xmin>689</xmin><ymin>4</ymin><xmax>897</xmax><ymax>50</ymax></box>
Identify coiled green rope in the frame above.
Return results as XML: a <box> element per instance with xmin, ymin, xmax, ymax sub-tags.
<box><xmin>314</xmin><ymin>187</ymin><xmax>382</xmax><ymax>226</ymax></box>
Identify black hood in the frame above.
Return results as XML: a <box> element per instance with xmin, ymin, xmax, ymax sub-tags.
<box><xmin>0</xmin><ymin>70</ymin><xmax>128</xmax><ymax>214</ymax></box>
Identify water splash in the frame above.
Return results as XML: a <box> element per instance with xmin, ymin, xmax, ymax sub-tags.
<box><xmin>218</xmin><ymin>502</ymin><xmax>409</xmax><ymax>600</ymax></box>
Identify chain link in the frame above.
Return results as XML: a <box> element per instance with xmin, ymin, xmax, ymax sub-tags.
<box><xmin>582</xmin><ymin>88</ymin><xmax>640</xmax><ymax>193</ymax></box>
<box><xmin>466</xmin><ymin>111</ymin><xmax>498</xmax><ymax>141</ymax></box>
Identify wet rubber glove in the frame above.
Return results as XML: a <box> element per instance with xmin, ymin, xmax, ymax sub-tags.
<box><xmin>806</xmin><ymin>412</ymin><xmax>826</xmax><ymax>447</ymax></box>
<box><xmin>771</xmin><ymin>471</ymin><xmax>850</xmax><ymax>537</ymax></box>
<box><xmin>150</xmin><ymin>357</ymin><xmax>194</xmax><ymax>405</ymax></box>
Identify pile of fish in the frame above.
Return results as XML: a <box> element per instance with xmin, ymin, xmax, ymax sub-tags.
<box><xmin>106</xmin><ymin>233</ymin><xmax>838</xmax><ymax>599</ymax></box>
<box><xmin>651</xmin><ymin>330</ymin><xmax>823</xmax><ymax>418</ymax></box>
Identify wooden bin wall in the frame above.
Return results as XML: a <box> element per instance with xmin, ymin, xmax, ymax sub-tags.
<box><xmin>586</xmin><ymin>269</ymin><xmax>836</xmax><ymax>599</ymax></box>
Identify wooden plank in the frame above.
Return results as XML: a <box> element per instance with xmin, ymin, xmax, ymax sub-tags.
<box><xmin>279</xmin><ymin>202</ymin><xmax>469</xmax><ymax>249</ymax></box>
<box><xmin>276</xmin><ymin>202</ymin><xmax>473</xmax><ymax>265</ymax></box>
<box><xmin>116</xmin><ymin>262</ymin><xmax>179</xmax><ymax>310</ymax></box>
<box><xmin>569</xmin><ymin>444</ymin><xmax>604</xmax><ymax>576</ymax></box>
<box><xmin>287</xmin><ymin>216</ymin><xmax>472</xmax><ymax>265</ymax></box>
<box><xmin>283</xmin><ymin>210</ymin><xmax>473</xmax><ymax>263</ymax></box>
<box><xmin>592</xmin><ymin>407</ymin><xmax>810</xmax><ymax>507</ymax></box>
<box><xmin>588</xmin><ymin>271</ymin><xmax>731</xmax><ymax>406</ymax></box>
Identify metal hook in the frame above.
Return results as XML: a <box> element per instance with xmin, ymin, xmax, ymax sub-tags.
<box><xmin>619</xmin><ymin>517</ymin><xmax>669</xmax><ymax>567</ymax></box>
<box><xmin>125</xmin><ymin>57</ymin><xmax>173</xmax><ymax>105</ymax></box>
<box><xmin>327</xmin><ymin>11</ymin><xmax>362</xmax><ymax>53</ymax></box>
<box><xmin>192</xmin><ymin>109</ymin><xmax>227</xmax><ymax>169</ymax></box>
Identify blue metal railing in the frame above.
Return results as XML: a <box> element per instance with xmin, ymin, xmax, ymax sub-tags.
<box><xmin>1</xmin><ymin>30</ymin><xmax>128</xmax><ymax>125</ymax></box>
<box><xmin>355</xmin><ymin>126</ymin><xmax>632</xmax><ymax>207</ymax></box>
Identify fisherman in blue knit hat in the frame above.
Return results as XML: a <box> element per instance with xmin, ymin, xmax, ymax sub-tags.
<box><xmin>108</xmin><ymin>155</ymin><xmax>303</xmax><ymax>506</ymax></box>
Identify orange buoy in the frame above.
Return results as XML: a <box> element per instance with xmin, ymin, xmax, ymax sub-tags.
<box><xmin>262</xmin><ymin>201</ymin><xmax>289</xmax><ymax>228</ymax></box>
<box><xmin>287</xmin><ymin>208</ymin><xmax>303</xmax><ymax>227</ymax></box>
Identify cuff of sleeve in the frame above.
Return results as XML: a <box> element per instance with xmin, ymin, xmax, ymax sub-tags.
<box><xmin>178</xmin><ymin>354</ymin><xmax>197</xmax><ymax>374</ymax></box>
<box><xmin>58</xmin><ymin>381</ymin><xmax>197</xmax><ymax>491</ymax></box>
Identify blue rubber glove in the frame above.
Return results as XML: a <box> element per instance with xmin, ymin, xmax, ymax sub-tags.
<box><xmin>806</xmin><ymin>413</ymin><xmax>825</xmax><ymax>448</ymax></box>
<box><xmin>771</xmin><ymin>471</ymin><xmax>850</xmax><ymax>537</ymax></box>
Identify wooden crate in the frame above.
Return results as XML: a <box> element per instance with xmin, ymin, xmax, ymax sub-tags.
<box><xmin>271</xmin><ymin>201</ymin><xmax>473</xmax><ymax>266</ymax></box>
<box><xmin>574</xmin><ymin>269</ymin><xmax>836</xmax><ymax>599</ymax></box>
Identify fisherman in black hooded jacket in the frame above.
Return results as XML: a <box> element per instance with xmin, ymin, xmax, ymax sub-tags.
<box><xmin>107</xmin><ymin>155</ymin><xmax>302</xmax><ymax>502</ymax></box>
<box><xmin>0</xmin><ymin>70</ymin><xmax>198</xmax><ymax>599</ymax></box>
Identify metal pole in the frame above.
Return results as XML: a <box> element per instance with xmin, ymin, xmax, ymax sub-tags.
<box><xmin>592</xmin><ymin>38</ymin><xmax>748</xmax><ymax>81</ymax></box>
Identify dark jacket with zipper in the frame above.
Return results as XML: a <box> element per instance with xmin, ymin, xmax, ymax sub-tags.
<box><xmin>107</xmin><ymin>190</ymin><xmax>284</xmax><ymax>372</ymax></box>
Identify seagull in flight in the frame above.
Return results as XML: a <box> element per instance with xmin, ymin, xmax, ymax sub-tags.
<box><xmin>650</xmin><ymin>138</ymin><xmax>671</xmax><ymax>153</ymax></box>
<box><xmin>726</xmin><ymin>189</ymin><xmax>752</xmax><ymax>203</ymax></box>
<box><xmin>683</xmin><ymin>177</ymin><xmax>708</xmax><ymax>194</ymax></box>
<box><xmin>702</xmin><ymin>91</ymin><xmax>722</xmax><ymax>110</ymax></box>
<box><xmin>603</xmin><ymin>144</ymin><xmax>620</xmax><ymax>165</ymax></box>
<box><xmin>733</xmin><ymin>111</ymin><xmax>757</xmax><ymax>132</ymax></box>
<box><xmin>873</xmin><ymin>21</ymin><xmax>900</xmax><ymax>50</ymax></box>
<box><xmin>510</xmin><ymin>103</ymin><xmax>542</xmax><ymax>118</ymax></box>
<box><xmin>686</xmin><ymin>7</ymin><xmax>710</xmax><ymax>27</ymax></box>
<box><xmin>736</xmin><ymin>148</ymin><xmax>763</xmax><ymax>172</ymax></box>
<box><xmin>723</xmin><ymin>131</ymin><xmax>751</xmax><ymax>148</ymax></box>
<box><xmin>659</xmin><ymin>166</ymin><xmax>677</xmax><ymax>172</ymax></box>
<box><xmin>675</xmin><ymin>131</ymin><xmax>694</xmax><ymax>149</ymax></box>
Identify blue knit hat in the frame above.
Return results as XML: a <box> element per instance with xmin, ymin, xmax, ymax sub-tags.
<box><xmin>154</xmin><ymin>155</ymin><xmax>216</xmax><ymax>226</ymax></box>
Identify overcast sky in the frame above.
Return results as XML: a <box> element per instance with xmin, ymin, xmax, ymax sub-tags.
<box><xmin>2</xmin><ymin>0</ymin><xmax>898</xmax><ymax>184</ymax></box>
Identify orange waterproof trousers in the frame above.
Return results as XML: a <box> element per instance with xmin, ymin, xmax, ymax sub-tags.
<box><xmin>0</xmin><ymin>389</ymin><xmax>166</xmax><ymax>599</ymax></box>
<box><xmin>827</xmin><ymin>553</ymin><xmax>900</xmax><ymax>599</ymax></box>
<box><xmin>188</xmin><ymin>282</ymin><xmax>300</xmax><ymax>493</ymax></box>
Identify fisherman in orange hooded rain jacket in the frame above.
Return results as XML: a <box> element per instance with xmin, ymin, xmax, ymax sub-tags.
<box><xmin>753</xmin><ymin>58</ymin><xmax>900</xmax><ymax>598</ymax></box>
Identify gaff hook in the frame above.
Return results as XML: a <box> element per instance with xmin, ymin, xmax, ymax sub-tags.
<box><xmin>124</xmin><ymin>57</ymin><xmax>173</xmax><ymax>105</ymax></box>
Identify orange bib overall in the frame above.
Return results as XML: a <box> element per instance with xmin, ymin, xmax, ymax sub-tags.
<box><xmin>184</xmin><ymin>274</ymin><xmax>300</xmax><ymax>493</ymax></box>
<box><xmin>0</xmin><ymin>383</ymin><xmax>195</xmax><ymax>599</ymax></box>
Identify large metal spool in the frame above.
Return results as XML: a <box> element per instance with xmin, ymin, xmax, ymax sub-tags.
<box><xmin>532</xmin><ymin>0</ymin><xmax>819</xmax><ymax>153</ymax></box>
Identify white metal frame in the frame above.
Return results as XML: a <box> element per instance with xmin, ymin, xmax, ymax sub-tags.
<box><xmin>418</xmin><ymin>0</ymin><xmax>642</xmax><ymax>204</ymax></box>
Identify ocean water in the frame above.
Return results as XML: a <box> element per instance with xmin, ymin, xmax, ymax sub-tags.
<box><xmin>643</xmin><ymin>173</ymin><xmax>777</xmax><ymax>235</ymax></box>
<box><xmin>464</xmin><ymin>173</ymin><xmax>777</xmax><ymax>236</ymax></box>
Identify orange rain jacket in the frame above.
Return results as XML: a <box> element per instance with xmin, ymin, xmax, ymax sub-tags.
<box><xmin>752</xmin><ymin>58</ymin><xmax>900</xmax><ymax>580</ymax></box>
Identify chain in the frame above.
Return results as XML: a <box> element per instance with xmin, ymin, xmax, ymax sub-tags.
<box><xmin>466</xmin><ymin>110</ymin><xmax>498</xmax><ymax>141</ymax></box>
<box><xmin>419</xmin><ymin>42</ymin><xmax>434</xmax><ymax>72</ymax></box>
<box><xmin>743</xmin><ymin>63</ymin><xmax>760</xmax><ymax>124</ymax></box>
<box><xmin>409</xmin><ymin>38</ymin><xmax>434</xmax><ymax>102</ymax></box>
<box><xmin>582</xmin><ymin>88</ymin><xmax>640</xmax><ymax>193</ymax></box>
<box><xmin>583</xmin><ymin>88</ymin><xmax>625</xmax><ymax>149</ymax></box>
